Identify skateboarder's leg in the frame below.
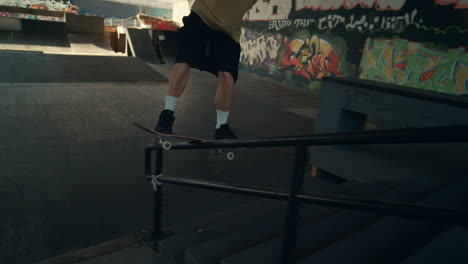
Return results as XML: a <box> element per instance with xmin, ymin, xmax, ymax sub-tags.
<box><xmin>155</xmin><ymin>62</ymin><xmax>190</xmax><ymax>133</ymax></box>
<box><xmin>155</xmin><ymin>12</ymin><xmax>209</xmax><ymax>133</ymax></box>
<box><xmin>164</xmin><ymin>63</ymin><xmax>190</xmax><ymax>112</ymax></box>
<box><xmin>168</xmin><ymin>63</ymin><xmax>190</xmax><ymax>98</ymax></box>
<box><xmin>215</xmin><ymin>71</ymin><xmax>234</xmax><ymax>128</ymax></box>
<box><xmin>209</xmin><ymin>29</ymin><xmax>240</xmax><ymax>139</ymax></box>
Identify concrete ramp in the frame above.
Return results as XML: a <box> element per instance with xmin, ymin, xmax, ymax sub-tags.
<box><xmin>158</xmin><ymin>30</ymin><xmax>179</xmax><ymax>65</ymax></box>
<box><xmin>66</xmin><ymin>13</ymin><xmax>105</xmax><ymax>35</ymax></box>
<box><xmin>0</xmin><ymin>17</ymin><xmax>71</xmax><ymax>53</ymax></box>
<box><xmin>0</xmin><ymin>14</ymin><xmax>122</xmax><ymax>56</ymax></box>
<box><xmin>0</xmin><ymin>50</ymin><xmax>167</xmax><ymax>83</ymax></box>
<box><xmin>125</xmin><ymin>28</ymin><xmax>159</xmax><ymax>64</ymax></box>
<box><xmin>67</xmin><ymin>34</ymin><xmax>118</xmax><ymax>56</ymax></box>
<box><xmin>63</xmin><ymin>14</ymin><xmax>117</xmax><ymax>56</ymax></box>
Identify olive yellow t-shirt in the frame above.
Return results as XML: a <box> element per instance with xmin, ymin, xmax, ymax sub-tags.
<box><xmin>191</xmin><ymin>0</ymin><xmax>257</xmax><ymax>43</ymax></box>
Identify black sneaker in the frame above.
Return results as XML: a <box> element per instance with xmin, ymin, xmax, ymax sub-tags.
<box><xmin>214</xmin><ymin>124</ymin><xmax>237</xmax><ymax>140</ymax></box>
<box><xmin>155</xmin><ymin>109</ymin><xmax>175</xmax><ymax>134</ymax></box>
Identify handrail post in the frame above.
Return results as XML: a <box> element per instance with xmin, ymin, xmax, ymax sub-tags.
<box><xmin>281</xmin><ymin>144</ymin><xmax>307</xmax><ymax>264</ymax></box>
<box><xmin>152</xmin><ymin>146</ymin><xmax>164</xmax><ymax>239</ymax></box>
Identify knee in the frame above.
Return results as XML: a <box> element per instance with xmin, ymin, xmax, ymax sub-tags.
<box><xmin>218</xmin><ymin>71</ymin><xmax>234</xmax><ymax>87</ymax></box>
<box><xmin>170</xmin><ymin>63</ymin><xmax>190</xmax><ymax>83</ymax></box>
<box><xmin>174</xmin><ymin>63</ymin><xmax>190</xmax><ymax>73</ymax></box>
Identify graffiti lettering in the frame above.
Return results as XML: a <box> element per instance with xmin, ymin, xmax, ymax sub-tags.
<box><xmin>278</xmin><ymin>35</ymin><xmax>343</xmax><ymax>80</ymax></box>
<box><xmin>240</xmin><ymin>29</ymin><xmax>283</xmax><ymax>68</ymax></box>
<box><xmin>268</xmin><ymin>20</ymin><xmax>293</xmax><ymax>30</ymax></box>
<box><xmin>379</xmin><ymin>9</ymin><xmax>420</xmax><ymax>30</ymax></box>
<box><xmin>319</xmin><ymin>15</ymin><xmax>346</xmax><ymax>30</ymax></box>
<box><xmin>359</xmin><ymin>39</ymin><xmax>468</xmax><ymax>94</ymax></box>
<box><xmin>344</xmin><ymin>14</ymin><xmax>367</xmax><ymax>31</ymax></box>
<box><xmin>245</xmin><ymin>0</ymin><xmax>292</xmax><ymax>21</ymax></box>
<box><xmin>295</xmin><ymin>0</ymin><xmax>406</xmax><ymax>11</ymax></box>
<box><xmin>270</xmin><ymin>10</ymin><xmax>422</xmax><ymax>32</ymax></box>
<box><xmin>294</xmin><ymin>18</ymin><xmax>317</xmax><ymax>28</ymax></box>
<box><xmin>435</xmin><ymin>0</ymin><xmax>468</xmax><ymax>9</ymax></box>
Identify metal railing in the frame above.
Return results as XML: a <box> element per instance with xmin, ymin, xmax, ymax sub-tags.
<box><xmin>144</xmin><ymin>124</ymin><xmax>468</xmax><ymax>264</ymax></box>
<box><xmin>105</xmin><ymin>17</ymin><xmax>141</xmax><ymax>28</ymax></box>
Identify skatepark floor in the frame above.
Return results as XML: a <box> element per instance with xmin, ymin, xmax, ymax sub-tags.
<box><xmin>0</xmin><ymin>58</ymin><xmax>323</xmax><ymax>264</ymax></box>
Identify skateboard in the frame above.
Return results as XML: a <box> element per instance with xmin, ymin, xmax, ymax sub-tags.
<box><xmin>132</xmin><ymin>122</ymin><xmax>235</xmax><ymax>160</ymax></box>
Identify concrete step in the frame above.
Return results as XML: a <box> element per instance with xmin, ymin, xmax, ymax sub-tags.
<box><xmin>400</xmin><ymin>227</ymin><xmax>468</xmax><ymax>264</ymax></box>
<box><xmin>157</xmin><ymin>178</ymin><xmax>387</xmax><ymax>264</ymax></box>
<box><xmin>34</xmin><ymin>235</ymin><xmax>173</xmax><ymax>264</ymax></box>
<box><xmin>162</xmin><ymin>198</ymin><xmax>267</xmax><ymax>234</ymax></box>
<box><xmin>163</xmin><ymin>177</ymin><xmax>374</xmax><ymax>236</ymax></box>
<box><xmin>297</xmin><ymin>176</ymin><xmax>468</xmax><ymax>264</ymax></box>
<box><xmin>76</xmin><ymin>243</ymin><xmax>173</xmax><ymax>264</ymax></box>
<box><xmin>219</xmin><ymin>177</ymin><xmax>449</xmax><ymax>264</ymax></box>
<box><xmin>184</xmin><ymin>180</ymin><xmax>401</xmax><ymax>264</ymax></box>
<box><xmin>157</xmin><ymin>199</ymin><xmax>287</xmax><ymax>263</ymax></box>
<box><xmin>297</xmin><ymin>217</ymin><xmax>446</xmax><ymax>264</ymax></box>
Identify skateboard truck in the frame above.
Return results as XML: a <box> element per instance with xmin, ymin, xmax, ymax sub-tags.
<box><xmin>214</xmin><ymin>148</ymin><xmax>235</xmax><ymax>160</ymax></box>
<box><xmin>157</xmin><ymin>135</ymin><xmax>235</xmax><ymax>161</ymax></box>
<box><xmin>132</xmin><ymin>122</ymin><xmax>236</xmax><ymax>160</ymax></box>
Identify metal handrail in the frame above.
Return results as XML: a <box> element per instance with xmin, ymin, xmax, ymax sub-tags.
<box><xmin>144</xmin><ymin>125</ymin><xmax>468</xmax><ymax>264</ymax></box>
<box><xmin>156</xmin><ymin>176</ymin><xmax>468</xmax><ymax>227</ymax></box>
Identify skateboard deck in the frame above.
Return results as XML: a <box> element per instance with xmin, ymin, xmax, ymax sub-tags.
<box><xmin>132</xmin><ymin>122</ymin><xmax>235</xmax><ymax>160</ymax></box>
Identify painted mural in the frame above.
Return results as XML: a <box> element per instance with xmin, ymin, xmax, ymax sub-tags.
<box><xmin>0</xmin><ymin>0</ymin><xmax>78</xmax><ymax>20</ymax></box>
<box><xmin>240</xmin><ymin>0</ymin><xmax>467</xmax><ymax>94</ymax></box>
<box><xmin>0</xmin><ymin>0</ymin><xmax>171</xmax><ymax>22</ymax></box>
<box><xmin>0</xmin><ymin>0</ymin><xmax>77</xmax><ymax>12</ymax></box>
<box><xmin>360</xmin><ymin>38</ymin><xmax>467</xmax><ymax>94</ymax></box>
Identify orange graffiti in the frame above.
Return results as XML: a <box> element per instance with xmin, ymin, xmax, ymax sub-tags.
<box><xmin>279</xmin><ymin>35</ymin><xmax>342</xmax><ymax>80</ymax></box>
<box><xmin>30</xmin><ymin>5</ymin><xmax>49</xmax><ymax>10</ymax></box>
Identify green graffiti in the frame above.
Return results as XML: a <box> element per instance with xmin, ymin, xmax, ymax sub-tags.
<box><xmin>359</xmin><ymin>38</ymin><xmax>468</xmax><ymax>95</ymax></box>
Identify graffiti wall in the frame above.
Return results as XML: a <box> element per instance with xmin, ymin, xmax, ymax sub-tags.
<box><xmin>71</xmin><ymin>0</ymin><xmax>171</xmax><ymax>20</ymax></box>
<box><xmin>360</xmin><ymin>39</ymin><xmax>467</xmax><ymax>94</ymax></box>
<box><xmin>0</xmin><ymin>0</ymin><xmax>171</xmax><ymax>22</ymax></box>
<box><xmin>0</xmin><ymin>0</ymin><xmax>78</xmax><ymax>20</ymax></box>
<box><xmin>240</xmin><ymin>0</ymin><xmax>467</xmax><ymax>94</ymax></box>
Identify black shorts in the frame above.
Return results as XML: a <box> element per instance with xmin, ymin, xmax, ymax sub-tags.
<box><xmin>175</xmin><ymin>12</ymin><xmax>241</xmax><ymax>82</ymax></box>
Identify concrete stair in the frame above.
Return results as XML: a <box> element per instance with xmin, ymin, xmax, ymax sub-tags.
<box><xmin>399</xmin><ymin>227</ymin><xmax>468</xmax><ymax>264</ymax></box>
<box><xmin>150</xmin><ymin>175</ymin><xmax>467</xmax><ymax>264</ymax></box>
<box><xmin>219</xmin><ymin>177</ymin><xmax>450</xmax><ymax>264</ymax></box>
<box><xmin>36</xmin><ymin>175</ymin><xmax>466</xmax><ymax>264</ymax></box>
<box><xmin>296</xmin><ymin>176</ymin><xmax>468</xmax><ymax>264</ymax></box>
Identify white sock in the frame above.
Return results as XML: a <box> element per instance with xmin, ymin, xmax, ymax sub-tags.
<box><xmin>216</xmin><ymin>110</ymin><xmax>230</xmax><ymax>129</ymax></box>
<box><xmin>165</xmin><ymin>96</ymin><xmax>179</xmax><ymax>111</ymax></box>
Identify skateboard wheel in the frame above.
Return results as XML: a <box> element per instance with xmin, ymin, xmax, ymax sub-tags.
<box><xmin>162</xmin><ymin>141</ymin><xmax>172</xmax><ymax>150</ymax></box>
<box><xmin>226</xmin><ymin>152</ymin><xmax>235</xmax><ymax>160</ymax></box>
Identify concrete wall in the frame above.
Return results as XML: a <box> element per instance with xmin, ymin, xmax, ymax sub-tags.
<box><xmin>240</xmin><ymin>0</ymin><xmax>468</xmax><ymax>95</ymax></box>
